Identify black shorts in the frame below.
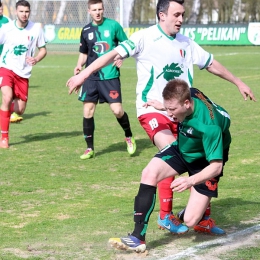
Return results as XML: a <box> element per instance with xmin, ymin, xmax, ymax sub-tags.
<box><xmin>155</xmin><ymin>143</ymin><xmax>229</xmax><ymax>198</ymax></box>
<box><xmin>78</xmin><ymin>78</ymin><xmax>122</xmax><ymax>103</ymax></box>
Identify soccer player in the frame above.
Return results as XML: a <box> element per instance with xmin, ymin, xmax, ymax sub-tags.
<box><xmin>0</xmin><ymin>0</ymin><xmax>47</xmax><ymax>148</ymax></box>
<box><xmin>73</xmin><ymin>0</ymin><xmax>136</xmax><ymax>159</ymax></box>
<box><xmin>0</xmin><ymin>1</ymin><xmax>23</xmax><ymax>123</ymax></box>
<box><xmin>109</xmin><ymin>79</ymin><xmax>232</xmax><ymax>252</ymax></box>
<box><xmin>67</xmin><ymin>0</ymin><xmax>255</xmax><ymax>236</ymax></box>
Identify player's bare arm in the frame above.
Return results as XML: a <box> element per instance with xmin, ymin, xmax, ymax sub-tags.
<box><xmin>74</xmin><ymin>53</ymin><xmax>87</xmax><ymax>75</ymax></box>
<box><xmin>66</xmin><ymin>49</ymin><xmax>120</xmax><ymax>94</ymax></box>
<box><xmin>26</xmin><ymin>46</ymin><xmax>47</xmax><ymax>66</ymax></box>
<box><xmin>207</xmin><ymin>59</ymin><xmax>256</xmax><ymax>101</ymax></box>
<box><xmin>170</xmin><ymin>160</ymin><xmax>223</xmax><ymax>193</ymax></box>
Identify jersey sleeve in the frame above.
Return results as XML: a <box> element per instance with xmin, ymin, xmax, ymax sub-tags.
<box><xmin>114</xmin><ymin>29</ymin><xmax>143</xmax><ymax>58</ymax></box>
<box><xmin>79</xmin><ymin>29</ymin><xmax>88</xmax><ymax>54</ymax></box>
<box><xmin>37</xmin><ymin>27</ymin><xmax>47</xmax><ymax>48</ymax></box>
<box><xmin>115</xmin><ymin>21</ymin><xmax>128</xmax><ymax>42</ymax></box>
<box><xmin>189</xmin><ymin>39</ymin><xmax>213</xmax><ymax>70</ymax></box>
<box><xmin>202</xmin><ymin>125</ymin><xmax>224</xmax><ymax>162</ymax></box>
<box><xmin>0</xmin><ymin>23</ymin><xmax>8</xmax><ymax>43</ymax></box>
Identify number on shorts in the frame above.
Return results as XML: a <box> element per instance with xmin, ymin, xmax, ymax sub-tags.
<box><xmin>149</xmin><ymin>118</ymin><xmax>159</xmax><ymax>130</ymax></box>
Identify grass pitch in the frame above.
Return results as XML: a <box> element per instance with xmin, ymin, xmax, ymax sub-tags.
<box><xmin>0</xmin><ymin>46</ymin><xmax>259</xmax><ymax>259</ymax></box>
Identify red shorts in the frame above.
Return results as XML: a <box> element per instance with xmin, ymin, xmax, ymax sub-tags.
<box><xmin>138</xmin><ymin>113</ymin><xmax>178</xmax><ymax>141</ymax></box>
<box><xmin>0</xmin><ymin>67</ymin><xmax>29</xmax><ymax>102</ymax></box>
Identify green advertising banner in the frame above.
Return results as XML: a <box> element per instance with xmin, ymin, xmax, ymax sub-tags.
<box><xmin>44</xmin><ymin>23</ymin><xmax>260</xmax><ymax>46</ymax></box>
<box><xmin>180</xmin><ymin>23</ymin><xmax>260</xmax><ymax>45</ymax></box>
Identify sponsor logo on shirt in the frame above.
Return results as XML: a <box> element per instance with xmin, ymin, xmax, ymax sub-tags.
<box><xmin>156</xmin><ymin>63</ymin><xmax>184</xmax><ymax>81</ymax></box>
<box><xmin>93</xmin><ymin>41</ymin><xmax>110</xmax><ymax>54</ymax></box>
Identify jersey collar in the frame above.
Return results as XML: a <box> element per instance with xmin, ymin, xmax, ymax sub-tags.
<box><xmin>157</xmin><ymin>24</ymin><xmax>176</xmax><ymax>40</ymax></box>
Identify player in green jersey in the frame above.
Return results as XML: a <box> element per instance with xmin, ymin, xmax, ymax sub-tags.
<box><xmin>73</xmin><ymin>0</ymin><xmax>136</xmax><ymax>159</ymax></box>
<box><xmin>67</xmin><ymin>0</ymin><xmax>256</xmax><ymax>238</ymax></box>
<box><xmin>0</xmin><ymin>1</ymin><xmax>9</xmax><ymax>54</ymax></box>
<box><xmin>108</xmin><ymin>79</ymin><xmax>231</xmax><ymax>252</ymax></box>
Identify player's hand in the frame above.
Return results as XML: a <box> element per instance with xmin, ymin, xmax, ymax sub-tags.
<box><xmin>170</xmin><ymin>177</ymin><xmax>194</xmax><ymax>192</ymax></box>
<box><xmin>74</xmin><ymin>65</ymin><xmax>82</xmax><ymax>76</ymax></box>
<box><xmin>113</xmin><ymin>59</ymin><xmax>123</xmax><ymax>68</ymax></box>
<box><xmin>66</xmin><ymin>74</ymin><xmax>84</xmax><ymax>95</ymax></box>
<box><xmin>113</xmin><ymin>54</ymin><xmax>123</xmax><ymax>68</ymax></box>
<box><xmin>237</xmin><ymin>82</ymin><xmax>257</xmax><ymax>101</ymax></box>
<box><xmin>143</xmin><ymin>100</ymin><xmax>165</xmax><ymax>111</ymax></box>
<box><xmin>26</xmin><ymin>57</ymin><xmax>37</xmax><ymax>66</ymax></box>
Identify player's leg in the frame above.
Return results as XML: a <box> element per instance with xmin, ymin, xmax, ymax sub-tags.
<box><xmin>0</xmin><ymin>68</ymin><xmax>24</xmax><ymax>148</ymax></box>
<box><xmin>78</xmin><ymin>79</ymin><xmax>98</xmax><ymax>159</ymax></box>
<box><xmin>109</xmin><ymin>102</ymin><xmax>136</xmax><ymax>155</ymax></box>
<box><xmin>99</xmin><ymin>78</ymin><xmax>136</xmax><ymax>155</ymax></box>
<box><xmin>80</xmin><ymin>102</ymin><xmax>96</xmax><ymax>159</ymax></box>
<box><xmin>109</xmin><ymin>142</ymin><xmax>188</xmax><ymax>252</ymax></box>
<box><xmin>139</xmin><ymin>114</ymin><xmax>188</xmax><ymax>234</ymax></box>
<box><xmin>0</xmin><ymin>85</ymin><xmax>12</xmax><ymax>148</ymax></box>
<box><xmin>10</xmin><ymin>98</ymin><xmax>26</xmax><ymax>123</ymax></box>
<box><xmin>183</xmin><ymin>187</ymin><xmax>211</xmax><ymax>226</ymax></box>
<box><xmin>109</xmin><ymin>155</ymin><xmax>180</xmax><ymax>252</ymax></box>
<box><xmin>10</xmin><ymin>99</ymin><xmax>24</xmax><ymax>123</ymax></box>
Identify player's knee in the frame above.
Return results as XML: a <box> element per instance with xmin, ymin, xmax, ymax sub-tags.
<box><xmin>113</xmin><ymin>109</ymin><xmax>124</xmax><ymax>117</ymax></box>
<box><xmin>140</xmin><ymin>165</ymin><xmax>159</xmax><ymax>185</ymax></box>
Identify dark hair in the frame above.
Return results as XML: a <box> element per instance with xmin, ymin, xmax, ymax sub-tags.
<box><xmin>0</xmin><ymin>1</ymin><xmax>2</xmax><ymax>8</ymax></box>
<box><xmin>16</xmin><ymin>0</ymin><xmax>30</xmax><ymax>10</ymax></box>
<box><xmin>156</xmin><ymin>0</ymin><xmax>184</xmax><ymax>20</ymax></box>
<box><xmin>88</xmin><ymin>0</ymin><xmax>103</xmax><ymax>8</ymax></box>
<box><xmin>162</xmin><ymin>79</ymin><xmax>191</xmax><ymax>103</ymax></box>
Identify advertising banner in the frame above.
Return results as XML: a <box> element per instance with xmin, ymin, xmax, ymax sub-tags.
<box><xmin>44</xmin><ymin>23</ymin><xmax>260</xmax><ymax>46</ymax></box>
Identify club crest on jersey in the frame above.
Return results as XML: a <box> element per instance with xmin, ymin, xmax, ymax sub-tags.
<box><xmin>180</xmin><ymin>49</ymin><xmax>186</xmax><ymax>58</ymax></box>
<box><xmin>104</xmin><ymin>30</ymin><xmax>110</xmax><ymax>37</ymax></box>
<box><xmin>88</xmin><ymin>32</ymin><xmax>94</xmax><ymax>40</ymax></box>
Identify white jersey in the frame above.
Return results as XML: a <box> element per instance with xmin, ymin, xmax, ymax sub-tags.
<box><xmin>0</xmin><ymin>20</ymin><xmax>46</xmax><ymax>78</ymax></box>
<box><xmin>115</xmin><ymin>24</ymin><xmax>213</xmax><ymax>118</ymax></box>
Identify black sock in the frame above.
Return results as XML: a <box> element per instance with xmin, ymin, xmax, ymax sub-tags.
<box><xmin>131</xmin><ymin>183</ymin><xmax>157</xmax><ymax>241</ymax></box>
<box><xmin>83</xmin><ymin>117</ymin><xmax>94</xmax><ymax>150</ymax></box>
<box><xmin>177</xmin><ymin>207</ymin><xmax>186</xmax><ymax>222</ymax></box>
<box><xmin>117</xmin><ymin>112</ymin><xmax>132</xmax><ymax>137</ymax></box>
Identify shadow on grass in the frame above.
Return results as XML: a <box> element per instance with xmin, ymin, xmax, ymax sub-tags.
<box><xmin>22</xmin><ymin>111</ymin><xmax>52</xmax><ymax>120</ymax></box>
<box><xmin>11</xmin><ymin>131</ymin><xmax>153</xmax><ymax>157</ymax></box>
<box><xmin>11</xmin><ymin>131</ymin><xmax>82</xmax><ymax>145</ymax></box>
<box><xmin>95</xmin><ymin>137</ymin><xmax>154</xmax><ymax>157</ymax></box>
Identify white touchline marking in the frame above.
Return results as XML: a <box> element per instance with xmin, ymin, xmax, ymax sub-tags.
<box><xmin>159</xmin><ymin>224</ymin><xmax>260</xmax><ymax>260</ymax></box>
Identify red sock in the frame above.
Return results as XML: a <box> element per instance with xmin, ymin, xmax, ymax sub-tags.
<box><xmin>158</xmin><ymin>176</ymin><xmax>175</xmax><ymax>219</ymax></box>
<box><xmin>0</xmin><ymin>110</ymin><xmax>11</xmax><ymax>139</ymax></box>
<box><xmin>204</xmin><ymin>202</ymin><xmax>211</xmax><ymax>218</ymax></box>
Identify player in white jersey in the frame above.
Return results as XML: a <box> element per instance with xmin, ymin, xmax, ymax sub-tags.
<box><xmin>119</xmin><ymin>26</ymin><xmax>213</xmax><ymax>118</ymax></box>
<box><xmin>67</xmin><ymin>0</ymin><xmax>256</xmax><ymax>250</ymax></box>
<box><xmin>0</xmin><ymin>0</ymin><xmax>47</xmax><ymax>149</ymax></box>
<box><xmin>0</xmin><ymin>2</ymin><xmax>21</xmax><ymax>123</ymax></box>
